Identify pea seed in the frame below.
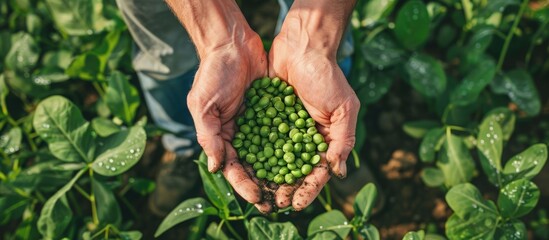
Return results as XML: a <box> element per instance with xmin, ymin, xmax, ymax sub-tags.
<box><xmin>317</xmin><ymin>142</ymin><xmax>328</xmax><ymax>152</ymax></box>
<box><xmin>292</xmin><ymin>132</ymin><xmax>303</xmax><ymax>143</ymax></box>
<box><xmin>274</xmin><ymin>139</ymin><xmax>285</xmax><ymax>149</ymax></box>
<box><xmin>313</xmin><ymin>133</ymin><xmax>325</xmax><ymax>144</ymax></box>
<box><xmin>275</xmin><ymin>149</ymin><xmax>284</xmax><ymax>158</ymax></box>
<box><xmin>237</xmin><ymin>117</ymin><xmax>245</xmax><ymax>126</ymax></box>
<box><xmin>266</xmin><ymin>107</ymin><xmax>277</xmax><ymax>118</ymax></box>
<box><xmin>282</xmin><ymin>143</ymin><xmax>294</xmax><ymax>153</ymax></box>
<box><xmin>295</xmin><ymin>119</ymin><xmax>306</xmax><ymax>128</ymax></box>
<box><xmin>238</xmin><ymin>149</ymin><xmax>248</xmax><ymax>159</ymax></box>
<box><xmin>297</xmin><ymin>110</ymin><xmax>309</xmax><ymax>118</ymax></box>
<box><xmin>257</xmin><ymin>152</ymin><xmax>266</xmax><ymax>162</ymax></box>
<box><xmin>296</xmin><ymin>159</ymin><xmax>304</xmax><ymax>168</ymax></box>
<box><xmin>232</xmin><ymin>139</ymin><xmax>243</xmax><ymax>148</ymax></box>
<box><xmin>264</xmin><ymin>147</ymin><xmax>274</xmax><ymax>158</ymax></box>
<box><xmin>262</xmin><ymin>117</ymin><xmax>271</xmax><ymax>126</ymax></box>
<box><xmin>268</xmin><ymin>156</ymin><xmax>278</xmax><ymax>166</ymax></box>
<box><xmin>257</xmin><ymin>96</ymin><xmax>270</xmax><ymax>109</ymax></box>
<box><xmin>267</xmin><ymin>172</ymin><xmax>275</xmax><ymax>181</ymax></box>
<box><xmin>264</xmin><ymin>164</ymin><xmax>271</xmax><ymax>171</ymax></box>
<box><xmin>289</xmin><ymin>113</ymin><xmax>299</xmax><ymax>122</ymax></box>
<box><xmin>240</xmin><ymin>124</ymin><xmax>251</xmax><ymax>134</ymax></box>
<box><xmin>265</xmin><ymin>142</ymin><xmax>274</xmax><ymax>149</ymax></box>
<box><xmin>284</xmin><ymin>95</ymin><xmax>295</xmax><ymax>106</ymax></box>
<box><xmin>301</xmin><ymin>164</ymin><xmax>313</xmax><ymax>175</ymax></box>
<box><xmin>285</xmin><ymin>107</ymin><xmax>295</xmax><ymax>115</ymax></box>
<box><xmin>249</xmin><ymin>120</ymin><xmax>257</xmax><ymax>128</ymax></box>
<box><xmin>249</xmin><ymin>145</ymin><xmax>259</xmax><ymax>154</ymax></box>
<box><xmin>260</xmin><ymin>77</ymin><xmax>271</xmax><ymax>88</ymax></box>
<box><xmin>305</xmin><ymin>143</ymin><xmax>316</xmax><ymax>152</ymax></box>
<box><xmin>245</xmin><ymin>109</ymin><xmax>255</xmax><ymax>119</ymax></box>
<box><xmin>252</xmin><ymin>135</ymin><xmax>261</xmax><ymax>145</ymax></box>
<box><xmin>278</xmin><ymin>123</ymin><xmax>290</xmax><ymax>133</ymax></box>
<box><xmin>243</xmin><ymin>140</ymin><xmax>251</xmax><ymax>148</ymax></box>
<box><xmin>278</xmin><ymin>112</ymin><xmax>288</xmax><ymax>119</ymax></box>
<box><xmin>311</xmin><ymin>155</ymin><xmax>321</xmax><ymax>165</ymax></box>
<box><xmin>235</xmin><ymin>132</ymin><xmax>245</xmax><ymax>139</ymax></box>
<box><xmin>293</xmin><ymin>143</ymin><xmax>303</xmax><ymax>153</ymax></box>
<box><xmin>283</xmin><ymin>86</ymin><xmax>294</xmax><ymax>95</ymax></box>
<box><xmin>283</xmin><ymin>152</ymin><xmax>295</xmax><ymax>163</ymax></box>
<box><xmin>271</xmin><ymin>77</ymin><xmax>281</xmax><ymax>87</ymax></box>
<box><xmin>272</xmin><ymin>166</ymin><xmax>281</xmax><ymax>174</ymax></box>
<box><xmin>285</xmin><ymin>174</ymin><xmax>295</xmax><ymax>184</ymax></box>
<box><xmin>278</xmin><ymin>159</ymin><xmax>286</xmax><ymax>166</ymax></box>
<box><xmin>257</xmin><ymin>110</ymin><xmax>266</xmax><ymax>118</ymax></box>
<box><xmin>306</xmin><ymin>118</ymin><xmax>315</xmax><ymax>127</ymax></box>
<box><xmin>252</xmin><ymin>79</ymin><xmax>262</xmax><ymax>88</ymax></box>
<box><xmin>246</xmin><ymin>153</ymin><xmax>257</xmax><ymax>164</ymax></box>
<box><xmin>307</xmin><ymin>127</ymin><xmax>317</xmax><ymax>135</ymax></box>
<box><xmin>274</xmin><ymin>101</ymin><xmax>285</xmax><ymax>111</ymax></box>
<box><xmin>274</xmin><ymin>174</ymin><xmax>285</xmax><ymax>184</ymax></box>
<box><xmin>278</xmin><ymin>81</ymin><xmax>287</xmax><ymax>92</ymax></box>
<box><xmin>266</xmin><ymin>86</ymin><xmax>275</xmax><ymax>93</ymax></box>
<box><xmin>291</xmin><ymin>169</ymin><xmax>303</xmax><ymax>178</ymax></box>
<box><xmin>295</xmin><ymin>104</ymin><xmax>303</xmax><ymax>111</ymax></box>
<box><xmin>287</xmin><ymin>163</ymin><xmax>297</xmax><ymax>170</ymax></box>
<box><xmin>302</xmin><ymin>134</ymin><xmax>312</xmax><ymax>143</ymax></box>
<box><xmin>279</xmin><ymin>167</ymin><xmax>289</xmax><ymax>175</ymax></box>
<box><xmin>246</xmin><ymin>88</ymin><xmax>257</xmax><ymax>98</ymax></box>
<box><xmin>301</xmin><ymin>152</ymin><xmax>312</xmax><ymax>161</ymax></box>
<box><xmin>273</xmin><ymin>117</ymin><xmax>282</xmax><ymax>126</ymax></box>
<box><xmin>253</xmin><ymin>162</ymin><xmax>263</xmax><ymax>170</ymax></box>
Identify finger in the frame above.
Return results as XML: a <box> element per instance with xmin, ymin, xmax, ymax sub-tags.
<box><xmin>274</xmin><ymin>184</ymin><xmax>299</xmax><ymax>209</ymax></box>
<box><xmin>292</xmin><ymin>160</ymin><xmax>331</xmax><ymax>211</ymax></box>
<box><xmin>222</xmin><ymin>142</ymin><xmax>262</xmax><ymax>204</ymax></box>
<box><xmin>326</xmin><ymin>97</ymin><xmax>360</xmax><ymax>178</ymax></box>
<box><xmin>254</xmin><ymin>201</ymin><xmax>273</xmax><ymax>214</ymax></box>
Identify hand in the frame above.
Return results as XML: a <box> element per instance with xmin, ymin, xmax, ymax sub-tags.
<box><xmin>187</xmin><ymin>33</ymin><xmax>268</xmax><ymax>204</ymax></box>
<box><xmin>267</xmin><ymin>10</ymin><xmax>360</xmax><ymax>210</ymax></box>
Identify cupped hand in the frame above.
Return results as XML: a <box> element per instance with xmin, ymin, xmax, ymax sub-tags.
<box><xmin>267</xmin><ymin>33</ymin><xmax>360</xmax><ymax>211</ymax></box>
<box><xmin>187</xmin><ymin>33</ymin><xmax>267</xmax><ymax>204</ymax></box>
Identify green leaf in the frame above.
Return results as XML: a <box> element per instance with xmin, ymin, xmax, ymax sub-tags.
<box><xmin>421</xmin><ymin>167</ymin><xmax>444</xmax><ymax>187</ymax></box>
<box><xmin>403</xmin><ymin>120</ymin><xmax>440</xmax><ymax>139</ymax></box>
<box><xmin>5</xmin><ymin>32</ymin><xmax>39</xmax><ymax>72</ymax></box>
<box><xmin>353</xmin><ymin>183</ymin><xmax>378</xmax><ymax>222</ymax></box>
<box><xmin>206</xmin><ymin>222</ymin><xmax>229</xmax><ymax>240</ymax></box>
<box><xmin>155</xmin><ymin>197</ymin><xmax>217</xmax><ymax>237</ymax></box>
<box><xmin>44</xmin><ymin>0</ymin><xmax>111</xmax><ymax>36</ymax></box>
<box><xmin>403</xmin><ymin>230</ymin><xmax>425</xmax><ymax>240</ymax></box>
<box><xmin>404</xmin><ymin>54</ymin><xmax>446</xmax><ymax>97</ymax></box>
<box><xmin>498</xmin><ymin>179</ymin><xmax>539</xmax><ymax>218</ymax></box>
<box><xmin>42</xmin><ymin>50</ymin><xmax>73</xmax><ymax>70</ymax></box>
<box><xmin>33</xmin><ymin>96</ymin><xmax>95</xmax><ymax>162</ymax></box>
<box><xmin>307</xmin><ymin>210</ymin><xmax>351</xmax><ymax>239</ymax></box>
<box><xmin>361</xmin><ymin>32</ymin><xmax>406</xmax><ymax>69</ymax></box>
<box><xmin>446</xmin><ymin>183</ymin><xmax>499</xmax><ymax>219</ymax></box>
<box><xmin>502</xmin><ymin>144</ymin><xmax>547</xmax><ymax>183</ymax></box>
<box><xmin>450</xmin><ymin>58</ymin><xmax>496</xmax><ymax>106</ymax></box>
<box><xmin>65</xmin><ymin>53</ymin><xmax>102</xmax><ymax>81</ymax></box>
<box><xmin>437</xmin><ymin>134</ymin><xmax>475</xmax><ymax>187</ymax></box>
<box><xmin>493</xmin><ymin>219</ymin><xmax>526</xmax><ymax>240</ymax></box>
<box><xmin>0</xmin><ymin>31</ymin><xmax>12</xmax><ymax>66</ymax></box>
<box><xmin>0</xmin><ymin>127</ymin><xmax>22</xmax><ymax>154</ymax></box>
<box><xmin>37</xmin><ymin>168</ymin><xmax>86</xmax><ymax>238</ymax></box>
<box><xmin>0</xmin><ymin>195</ymin><xmax>29</xmax><ymax>225</ymax></box>
<box><xmin>91</xmin><ymin>117</ymin><xmax>121</xmax><ymax>137</ymax></box>
<box><xmin>359</xmin><ymin>224</ymin><xmax>380</xmax><ymax>240</ymax></box>
<box><xmin>118</xmin><ymin>231</ymin><xmax>143</xmax><ymax>240</ymax></box>
<box><xmin>477</xmin><ymin>119</ymin><xmax>503</xmax><ymax>187</ymax></box>
<box><xmin>479</xmin><ymin>0</ymin><xmax>519</xmax><ymax>18</ymax></box>
<box><xmin>309</xmin><ymin>231</ymin><xmax>340</xmax><ymax>240</ymax></box>
<box><xmin>445</xmin><ymin>213</ymin><xmax>497</xmax><ymax>240</ymax></box>
<box><xmin>419</xmin><ymin>128</ymin><xmax>445</xmax><ymax>162</ymax></box>
<box><xmin>491</xmin><ymin>70</ymin><xmax>541</xmax><ymax>116</ymax></box>
<box><xmin>483</xmin><ymin>107</ymin><xmax>515</xmax><ymax>141</ymax></box>
<box><xmin>105</xmin><ymin>72</ymin><xmax>140</xmax><ymax>124</ymax></box>
<box><xmin>356</xmin><ymin>71</ymin><xmax>393</xmax><ymax>104</ymax></box>
<box><xmin>394</xmin><ymin>0</ymin><xmax>430</xmax><ymax>49</ymax></box>
<box><xmin>249</xmin><ymin>217</ymin><xmax>302</xmax><ymax>240</ymax></box>
<box><xmin>467</xmin><ymin>26</ymin><xmax>495</xmax><ymax>55</ymax></box>
<box><xmin>92</xmin><ymin>179</ymin><xmax>122</xmax><ymax>226</ymax></box>
<box><xmin>197</xmin><ymin>152</ymin><xmax>242</xmax><ymax>216</ymax></box>
<box><xmin>91</xmin><ymin>126</ymin><xmax>146</xmax><ymax>176</ymax></box>
<box><xmin>359</xmin><ymin>0</ymin><xmax>396</xmax><ymax>27</ymax></box>
<box><xmin>129</xmin><ymin>177</ymin><xmax>156</xmax><ymax>196</ymax></box>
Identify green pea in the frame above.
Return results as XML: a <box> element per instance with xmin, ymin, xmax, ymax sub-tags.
<box><xmin>278</xmin><ymin>159</ymin><xmax>286</xmax><ymax>166</ymax></box>
<box><xmin>282</xmin><ymin>143</ymin><xmax>294</xmax><ymax>153</ymax></box>
<box><xmin>264</xmin><ymin>147</ymin><xmax>274</xmax><ymax>158</ymax></box>
<box><xmin>252</xmin><ymin>79</ymin><xmax>262</xmax><ymax>88</ymax></box>
<box><xmin>306</xmin><ymin>118</ymin><xmax>315</xmax><ymax>127</ymax></box>
<box><xmin>279</xmin><ymin>167</ymin><xmax>289</xmax><ymax>175</ymax></box>
<box><xmin>264</xmin><ymin>164</ymin><xmax>271</xmax><ymax>171</ymax></box>
<box><xmin>232</xmin><ymin>138</ymin><xmax>243</xmax><ymax>148</ymax></box>
<box><xmin>238</xmin><ymin>148</ymin><xmax>248</xmax><ymax>157</ymax></box>
<box><xmin>301</xmin><ymin>164</ymin><xmax>313</xmax><ymax>175</ymax></box>
<box><xmin>257</xmin><ymin>110</ymin><xmax>266</xmax><ymax>118</ymax></box>
<box><xmin>293</xmin><ymin>143</ymin><xmax>303</xmax><ymax>153</ymax></box>
<box><xmin>289</xmin><ymin>128</ymin><xmax>300</xmax><ymax>138</ymax></box>
<box><xmin>246</xmin><ymin>133</ymin><xmax>254</xmax><ymax>140</ymax></box>
<box><xmin>246</xmin><ymin>153</ymin><xmax>257</xmax><ymax>164</ymax></box>
<box><xmin>296</xmin><ymin>98</ymin><xmax>303</xmax><ymax>105</ymax></box>
<box><xmin>275</xmin><ymin>149</ymin><xmax>284</xmax><ymax>158</ymax></box>
<box><xmin>301</xmin><ymin>152</ymin><xmax>312</xmax><ymax>161</ymax></box>
<box><xmin>296</xmin><ymin>159</ymin><xmax>304</xmax><ymax>168</ymax></box>
<box><xmin>246</xmin><ymin>88</ymin><xmax>257</xmax><ymax>98</ymax></box>
<box><xmin>312</xmin><ymin>133</ymin><xmax>324</xmax><ymax>144</ymax></box>
<box><xmin>283</xmin><ymin>152</ymin><xmax>295</xmax><ymax>163</ymax></box>
<box><xmin>274</xmin><ymin>139</ymin><xmax>286</xmax><ymax>149</ymax></box>
<box><xmin>278</xmin><ymin>123</ymin><xmax>290</xmax><ymax>133</ymax></box>
<box><xmin>266</xmin><ymin>86</ymin><xmax>275</xmax><ymax>93</ymax></box>
<box><xmin>287</xmin><ymin>163</ymin><xmax>297</xmax><ymax>170</ymax></box>
<box><xmin>294</xmin><ymin>104</ymin><xmax>303</xmax><ymax>111</ymax></box>
<box><xmin>240</xmin><ymin>124</ymin><xmax>251</xmax><ymax>134</ymax></box>
<box><xmin>302</xmin><ymin>134</ymin><xmax>312</xmax><ymax>143</ymax></box>
<box><xmin>278</xmin><ymin>81</ymin><xmax>288</xmax><ymax>92</ymax></box>
<box><xmin>283</xmin><ymin>86</ymin><xmax>294</xmax><ymax>95</ymax></box>
<box><xmin>274</xmin><ymin>174</ymin><xmax>285</xmax><ymax>184</ymax></box>
<box><xmin>252</xmin><ymin>135</ymin><xmax>261</xmax><ymax>145</ymax></box>
<box><xmin>295</xmin><ymin>118</ymin><xmax>306</xmax><ymax>128</ymax></box>
<box><xmin>317</xmin><ymin>143</ymin><xmax>328</xmax><ymax>152</ymax></box>
<box><xmin>291</xmin><ymin>169</ymin><xmax>303</xmax><ymax>178</ymax></box>
<box><xmin>262</xmin><ymin>117</ymin><xmax>272</xmax><ymax>126</ymax></box>
<box><xmin>267</xmin><ymin>172</ymin><xmax>275</xmax><ymax>181</ymax></box>
<box><xmin>311</xmin><ymin>155</ymin><xmax>321</xmax><ymax>165</ymax></box>
<box><xmin>297</xmin><ymin>109</ymin><xmax>309</xmax><ymax>118</ymax></box>
<box><xmin>261</xmin><ymin>138</ymin><xmax>269</xmax><ymax>146</ymax></box>
<box><xmin>278</xmin><ymin>112</ymin><xmax>288</xmax><ymax>119</ymax></box>
<box><xmin>257</xmin><ymin>89</ymin><xmax>266</xmax><ymax>96</ymax></box>
<box><xmin>271</xmin><ymin>166</ymin><xmax>281</xmax><ymax>174</ymax></box>
<box><xmin>268</xmin><ymin>156</ymin><xmax>278</xmax><ymax>167</ymax></box>
<box><xmin>249</xmin><ymin>120</ymin><xmax>257</xmax><ymax>127</ymax></box>
<box><xmin>271</xmin><ymin>77</ymin><xmax>281</xmax><ymax>87</ymax></box>
<box><xmin>262</xmin><ymin>107</ymin><xmax>274</xmax><ymax>118</ymax></box>
<box><xmin>244</xmin><ymin>108</ymin><xmax>254</xmax><ymax>119</ymax></box>
<box><xmin>235</xmin><ymin>132</ymin><xmax>245</xmax><ymax>140</ymax></box>
<box><xmin>289</xmin><ymin>113</ymin><xmax>299</xmax><ymax>122</ymax></box>
<box><xmin>284</xmin><ymin>95</ymin><xmax>295</xmax><ymax>106</ymax></box>
<box><xmin>264</xmin><ymin>142</ymin><xmax>274</xmax><ymax>149</ymax></box>
<box><xmin>257</xmin><ymin>152</ymin><xmax>267</xmax><ymax>162</ymax></box>
<box><xmin>243</xmin><ymin>140</ymin><xmax>251</xmax><ymax>148</ymax></box>
<box><xmin>249</xmin><ymin>145</ymin><xmax>259</xmax><ymax>154</ymax></box>
<box><xmin>307</xmin><ymin>127</ymin><xmax>317</xmax><ymax>135</ymax></box>
<box><xmin>285</xmin><ymin>107</ymin><xmax>295</xmax><ymax>115</ymax></box>
<box><xmin>274</xmin><ymin>101</ymin><xmax>285</xmax><ymax>111</ymax></box>
<box><xmin>285</xmin><ymin>173</ymin><xmax>295</xmax><ymax>184</ymax></box>
<box><xmin>237</xmin><ymin>117</ymin><xmax>245</xmax><ymax>126</ymax></box>
<box><xmin>253</xmin><ymin>162</ymin><xmax>263</xmax><ymax>170</ymax></box>
<box><xmin>272</xmin><ymin>96</ymin><xmax>282</xmax><ymax>102</ymax></box>
<box><xmin>292</xmin><ymin>132</ymin><xmax>303</xmax><ymax>143</ymax></box>
<box><xmin>259</xmin><ymin>126</ymin><xmax>270</xmax><ymax>137</ymax></box>
<box><xmin>268</xmin><ymin>132</ymin><xmax>278</xmax><ymax>143</ymax></box>
<box><xmin>260</xmin><ymin>77</ymin><xmax>271</xmax><ymax>88</ymax></box>
<box><xmin>257</xmin><ymin>96</ymin><xmax>270</xmax><ymax>109</ymax></box>
<box><xmin>305</xmin><ymin>143</ymin><xmax>316</xmax><ymax>152</ymax></box>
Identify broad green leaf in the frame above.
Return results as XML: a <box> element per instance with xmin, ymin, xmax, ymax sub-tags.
<box><xmin>498</xmin><ymin>179</ymin><xmax>539</xmax><ymax>218</ymax></box>
<box><xmin>403</xmin><ymin>120</ymin><xmax>440</xmax><ymax>139</ymax></box>
<box><xmin>437</xmin><ymin>134</ymin><xmax>475</xmax><ymax>187</ymax></box>
<box><xmin>483</xmin><ymin>107</ymin><xmax>515</xmax><ymax>141</ymax></box>
<box><xmin>394</xmin><ymin>0</ymin><xmax>430</xmax><ymax>49</ymax></box>
<box><xmin>424</xmin><ymin>233</ymin><xmax>447</xmax><ymax>240</ymax></box>
<box><xmin>361</xmin><ymin>32</ymin><xmax>406</xmax><ymax>69</ymax></box>
<box><xmin>419</xmin><ymin>128</ymin><xmax>445</xmax><ymax>162</ymax></box>
<box><xmin>42</xmin><ymin>50</ymin><xmax>73</xmax><ymax>70</ymax></box>
<box><xmin>5</xmin><ymin>32</ymin><xmax>39</xmax><ymax>72</ymax></box>
<box><xmin>0</xmin><ymin>195</ymin><xmax>28</xmax><ymax>225</ymax></box>
<box><xmin>427</xmin><ymin>2</ymin><xmax>447</xmax><ymax>27</ymax></box>
<box><xmin>491</xmin><ymin>70</ymin><xmax>541</xmax><ymax>116</ymax></box>
<box><xmin>197</xmin><ymin>152</ymin><xmax>242</xmax><ymax>216</ymax></box>
<box><xmin>10</xmin><ymin>160</ymin><xmax>75</xmax><ymax>192</ymax></box>
<box><xmin>357</xmin><ymin>71</ymin><xmax>393</xmax><ymax>104</ymax></box>
<box><xmin>309</xmin><ymin>231</ymin><xmax>340</xmax><ymax>240</ymax></box>
<box><xmin>477</xmin><ymin>119</ymin><xmax>503</xmax><ymax>187</ymax></box>
<box><xmin>44</xmin><ymin>0</ymin><xmax>111</xmax><ymax>35</ymax></box>
<box><xmin>502</xmin><ymin>144</ymin><xmax>547</xmax><ymax>183</ymax></box>
<box><xmin>403</xmin><ymin>230</ymin><xmax>425</xmax><ymax>240</ymax></box>
<box><xmin>446</xmin><ymin>183</ymin><xmax>499</xmax><ymax>219</ymax></box>
<box><xmin>14</xmin><ymin>210</ymin><xmax>40</xmax><ymax>240</ymax></box>
<box><xmin>353</xmin><ymin>183</ymin><xmax>378</xmax><ymax>222</ymax></box>
<box><xmin>359</xmin><ymin>224</ymin><xmax>380</xmax><ymax>240</ymax></box>
<box><xmin>479</xmin><ymin>0</ymin><xmax>519</xmax><ymax>17</ymax></box>
<box><xmin>91</xmin><ymin>117</ymin><xmax>120</xmax><ymax>137</ymax></box>
<box><xmin>37</xmin><ymin>168</ymin><xmax>86</xmax><ymax>238</ymax></box>
<box><xmin>307</xmin><ymin>210</ymin><xmax>351</xmax><ymax>239</ymax></box>
<box><xmin>26</xmin><ymin>13</ymin><xmax>42</xmax><ymax>35</ymax></box>
<box><xmin>91</xmin><ymin>126</ymin><xmax>146</xmax><ymax>176</ymax></box>
<box><xmin>129</xmin><ymin>177</ymin><xmax>156</xmax><ymax>196</ymax></box>
<box><xmin>92</xmin><ymin>179</ymin><xmax>122</xmax><ymax>226</ymax></box>
<box><xmin>493</xmin><ymin>219</ymin><xmax>526</xmax><ymax>240</ymax></box>
<box><xmin>436</xmin><ymin>25</ymin><xmax>457</xmax><ymax>48</ymax></box>
<box><xmin>405</xmin><ymin>54</ymin><xmax>446</xmax><ymax>97</ymax></box>
<box><xmin>105</xmin><ymin>72</ymin><xmax>140</xmax><ymax>124</ymax></box>
<box><xmin>467</xmin><ymin>26</ymin><xmax>495</xmax><ymax>56</ymax></box>
<box><xmin>206</xmin><ymin>222</ymin><xmax>229</xmax><ymax>240</ymax></box>
<box><xmin>33</xmin><ymin>96</ymin><xmax>95</xmax><ymax>162</ymax></box>
<box><xmin>450</xmin><ymin>58</ymin><xmax>496</xmax><ymax>106</ymax></box>
<box><xmin>33</xmin><ymin>67</ymin><xmax>69</xmax><ymax>83</ymax></box>
<box><xmin>118</xmin><ymin>231</ymin><xmax>142</xmax><ymax>240</ymax></box>
<box><xmin>421</xmin><ymin>167</ymin><xmax>444</xmax><ymax>187</ymax></box>
<box><xmin>350</xmin><ymin>55</ymin><xmax>370</xmax><ymax>90</ymax></box>
<box><xmin>0</xmin><ymin>127</ymin><xmax>22</xmax><ymax>154</ymax></box>
<box><xmin>65</xmin><ymin>53</ymin><xmax>102</xmax><ymax>81</ymax></box>
<box><xmin>249</xmin><ymin>217</ymin><xmax>302</xmax><ymax>240</ymax></box>
<box><xmin>360</xmin><ymin>0</ymin><xmax>396</xmax><ymax>27</ymax></box>
<box><xmin>445</xmin><ymin>213</ymin><xmax>497</xmax><ymax>240</ymax></box>
<box><xmin>155</xmin><ymin>198</ymin><xmax>217</xmax><ymax>237</ymax></box>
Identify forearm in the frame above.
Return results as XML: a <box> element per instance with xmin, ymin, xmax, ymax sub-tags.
<box><xmin>279</xmin><ymin>0</ymin><xmax>356</xmax><ymax>58</ymax></box>
<box><xmin>164</xmin><ymin>0</ymin><xmax>254</xmax><ymax>58</ymax></box>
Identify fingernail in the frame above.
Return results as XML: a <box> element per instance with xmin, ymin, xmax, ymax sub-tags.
<box><xmin>338</xmin><ymin>161</ymin><xmax>347</xmax><ymax>178</ymax></box>
<box><xmin>208</xmin><ymin>160</ymin><xmax>218</xmax><ymax>173</ymax></box>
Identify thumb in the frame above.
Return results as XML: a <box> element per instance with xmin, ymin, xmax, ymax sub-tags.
<box><xmin>325</xmin><ymin>97</ymin><xmax>360</xmax><ymax>178</ymax></box>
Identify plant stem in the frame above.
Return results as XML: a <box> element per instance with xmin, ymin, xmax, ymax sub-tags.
<box><xmin>497</xmin><ymin>0</ymin><xmax>529</xmax><ymax>71</ymax></box>
<box><xmin>92</xmin><ymin>82</ymin><xmax>106</xmax><ymax>97</ymax></box>
<box><xmin>324</xmin><ymin>185</ymin><xmax>332</xmax><ymax>208</ymax></box>
<box><xmin>225</xmin><ymin>221</ymin><xmax>244</xmax><ymax>240</ymax></box>
<box><xmin>89</xmin><ymin>168</ymin><xmax>99</xmax><ymax>225</ymax></box>
<box><xmin>525</xmin><ymin>19</ymin><xmax>549</xmax><ymax>65</ymax></box>
<box><xmin>351</xmin><ymin>149</ymin><xmax>360</xmax><ymax>168</ymax></box>
<box><xmin>73</xmin><ymin>184</ymin><xmax>91</xmax><ymax>200</ymax></box>
<box><xmin>317</xmin><ymin>194</ymin><xmax>332</xmax><ymax>212</ymax></box>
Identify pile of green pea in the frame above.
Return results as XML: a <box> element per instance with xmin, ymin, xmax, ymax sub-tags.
<box><xmin>232</xmin><ymin>77</ymin><xmax>328</xmax><ymax>185</ymax></box>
